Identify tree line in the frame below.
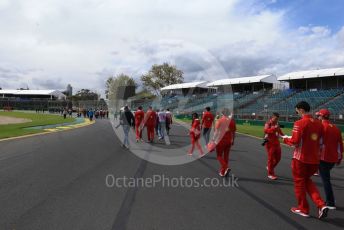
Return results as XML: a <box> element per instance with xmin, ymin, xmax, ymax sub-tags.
<box><xmin>106</xmin><ymin>62</ymin><xmax>184</xmax><ymax>101</ymax></box>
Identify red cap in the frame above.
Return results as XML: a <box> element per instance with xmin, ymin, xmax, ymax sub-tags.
<box><xmin>317</xmin><ymin>109</ymin><xmax>330</xmax><ymax>117</ymax></box>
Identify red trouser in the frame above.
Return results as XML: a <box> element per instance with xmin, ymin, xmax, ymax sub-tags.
<box><xmin>146</xmin><ymin>125</ymin><xmax>155</xmax><ymax>141</ymax></box>
<box><xmin>189</xmin><ymin>135</ymin><xmax>203</xmax><ymax>154</ymax></box>
<box><xmin>216</xmin><ymin>143</ymin><xmax>231</xmax><ymax>171</ymax></box>
<box><xmin>292</xmin><ymin>159</ymin><xmax>325</xmax><ymax>213</ymax></box>
<box><xmin>265</xmin><ymin>143</ymin><xmax>281</xmax><ymax>176</ymax></box>
<box><xmin>136</xmin><ymin>124</ymin><xmax>142</xmax><ymax>140</ymax></box>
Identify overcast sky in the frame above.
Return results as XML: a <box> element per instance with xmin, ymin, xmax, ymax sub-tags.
<box><xmin>1</xmin><ymin>0</ymin><xmax>344</xmax><ymax>95</ymax></box>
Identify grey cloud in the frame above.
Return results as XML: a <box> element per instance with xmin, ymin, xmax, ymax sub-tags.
<box><xmin>175</xmin><ymin>56</ymin><xmax>212</xmax><ymax>73</ymax></box>
<box><xmin>110</xmin><ymin>51</ymin><xmax>119</xmax><ymax>56</ymax></box>
<box><xmin>219</xmin><ymin>55</ymin><xmax>280</xmax><ymax>77</ymax></box>
<box><xmin>0</xmin><ymin>67</ymin><xmax>12</xmax><ymax>73</ymax></box>
<box><xmin>0</xmin><ymin>66</ymin><xmax>42</xmax><ymax>75</ymax></box>
<box><xmin>0</xmin><ymin>73</ymin><xmax>21</xmax><ymax>80</ymax></box>
<box><xmin>32</xmin><ymin>78</ymin><xmax>66</xmax><ymax>90</ymax></box>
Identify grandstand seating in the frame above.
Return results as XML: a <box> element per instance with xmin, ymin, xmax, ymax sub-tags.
<box><xmin>237</xmin><ymin>89</ymin><xmax>344</xmax><ymax>115</ymax></box>
<box><xmin>269</xmin><ymin>89</ymin><xmax>343</xmax><ymax>114</ymax></box>
<box><xmin>128</xmin><ymin>88</ymin><xmax>344</xmax><ymax>120</ymax></box>
<box><xmin>320</xmin><ymin>93</ymin><xmax>344</xmax><ymax>115</ymax></box>
<box><xmin>239</xmin><ymin>90</ymin><xmax>295</xmax><ymax>114</ymax></box>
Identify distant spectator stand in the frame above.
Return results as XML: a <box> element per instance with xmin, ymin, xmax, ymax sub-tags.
<box><xmin>3</xmin><ymin>106</ymin><xmax>13</xmax><ymax>111</ymax></box>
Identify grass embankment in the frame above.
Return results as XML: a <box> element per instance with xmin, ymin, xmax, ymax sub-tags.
<box><xmin>0</xmin><ymin>111</ymin><xmax>75</xmax><ymax>139</ymax></box>
<box><xmin>178</xmin><ymin>117</ymin><xmax>291</xmax><ymax>138</ymax></box>
<box><xmin>177</xmin><ymin>117</ymin><xmax>344</xmax><ymax>140</ymax></box>
<box><xmin>237</xmin><ymin>123</ymin><xmax>292</xmax><ymax>138</ymax></box>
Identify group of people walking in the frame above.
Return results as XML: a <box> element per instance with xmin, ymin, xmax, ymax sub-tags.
<box><xmin>117</xmin><ymin>101</ymin><xmax>343</xmax><ymax>219</ymax></box>
<box><xmin>188</xmin><ymin>107</ymin><xmax>236</xmax><ymax>178</ymax></box>
<box><xmin>263</xmin><ymin>101</ymin><xmax>343</xmax><ymax>219</ymax></box>
<box><xmin>118</xmin><ymin>106</ymin><xmax>173</xmax><ymax>148</ymax></box>
<box><xmin>82</xmin><ymin>109</ymin><xmax>109</xmax><ymax>120</ymax></box>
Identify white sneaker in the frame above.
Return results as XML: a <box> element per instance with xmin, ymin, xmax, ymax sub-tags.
<box><xmin>327</xmin><ymin>206</ymin><xmax>336</xmax><ymax>210</ymax></box>
<box><xmin>224</xmin><ymin>168</ymin><xmax>231</xmax><ymax>176</ymax></box>
<box><xmin>318</xmin><ymin>206</ymin><xmax>329</xmax><ymax>219</ymax></box>
<box><xmin>290</xmin><ymin>207</ymin><xmax>310</xmax><ymax>217</ymax></box>
<box><xmin>268</xmin><ymin>175</ymin><xmax>277</xmax><ymax>180</ymax></box>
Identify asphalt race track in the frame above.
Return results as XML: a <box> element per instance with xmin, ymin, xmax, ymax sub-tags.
<box><xmin>0</xmin><ymin>119</ymin><xmax>343</xmax><ymax>230</ymax></box>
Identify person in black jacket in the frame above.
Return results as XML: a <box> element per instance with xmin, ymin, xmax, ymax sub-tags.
<box><xmin>120</xmin><ymin>105</ymin><xmax>135</xmax><ymax>148</ymax></box>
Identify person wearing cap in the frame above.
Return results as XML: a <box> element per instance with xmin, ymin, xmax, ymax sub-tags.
<box><xmin>212</xmin><ymin>108</ymin><xmax>236</xmax><ymax>177</ymax></box>
<box><xmin>316</xmin><ymin>109</ymin><xmax>343</xmax><ymax>210</ymax></box>
<box><xmin>263</xmin><ymin>112</ymin><xmax>284</xmax><ymax>180</ymax></box>
<box><xmin>135</xmin><ymin>106</ymin><xmax>145</xmax><ymax>142</ymax></box>
<box><xmin>283</xmin><ymin>101</ymin><xmax>328</xmax><ymax>219</ymax></box>
<box><xmin>201</xmin><ymin>107</ymin><xmax>215</xmax><ymax>145</ymax></box>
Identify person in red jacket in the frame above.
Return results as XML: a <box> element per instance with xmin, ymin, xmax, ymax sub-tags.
<box><xmin>188</xmin><ymin>113</ymin><xmax>204</xmax><ymax>156</ymax></box>
<box><xmin>283</xmin><ymin>101</ymin><xmax>328</xmax><ymax>219</ymax></box>
<box><xmin>264</xmin><ymin>112</ymin><xmax>284</xmax><ymax>180</ymax></box>
<box><xmin>213</xmin><ymin>108</ymin><xmax>236</xmax><ymax>177</ymax></box>
<box><xmin>316</xmin><ymin>109</ymin><xmax>343</xmax><ymax>209</ymax></box>
<box><xmin>135</xmin><ymin>106</ymin><xmax>145</xmax><ymax>142</ymax></box>
<box><xmin>201</xmin><ymin>107</ymin><xmax>215</xmax><ymax>145</ymax></box>
<box><xmin>144</xmin><ymin>106</ymin><xmax>157</xmax><ymax>143</ymax></box>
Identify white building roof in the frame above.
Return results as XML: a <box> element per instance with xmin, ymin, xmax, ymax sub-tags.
<box><xmin>0</xmin><ymin>89</ymin><xmax>66</xmax><ymax>99</ymax></box>
<box><xmin>278</xmin><ymin>67</ymin><xmax>344</xmax><ymax>81</ymax></box>
<box><xmin>207</xmin><ymin>75</ymin><xmax>275</xmax><ymax>87</ymax></box>
<box><xmin>160</xmin><ymin>81</ymin><xmax>208</xmax><ymax>91</ymax></box>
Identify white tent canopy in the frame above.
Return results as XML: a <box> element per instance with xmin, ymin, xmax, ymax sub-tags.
<box><xmin>278</xmin><ymin>67</ymin><xmax>344</xmax><ymax>81</ymax></box>
<box><xmin>207</xmin><ymin>75</ymin><xmax>275</xmax><ymax>87</ymax></box>
<box><xmin>160</xmin><ymin>81</ymin><xmax>208</xmax><ymax>91</ymax></box>
<box><xmin>0</xmin><ymin>89</ymin><xmax>66</xmax><ymax>99</ymax></box>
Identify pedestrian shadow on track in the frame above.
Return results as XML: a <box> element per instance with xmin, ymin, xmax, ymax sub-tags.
<box><xmin>111</xmin><ymin>158</ymin><xmax>148</xmax><ymax>230</ymax></box>
<box><xmin>330</xmin><ymin>177</ymin><xmax>344</xmax><ymax>182</ymax></box>
<box><xmin>231</xmin><ymin>149</ymin><xmax>248</xmax><ymax>153</ymax></box>
<box><xmin>335</xmin><ymin>206</ymin><xmax>344</xmax><ymax>212</ymax></box>
<box><xmin>276</xmin><ymin>176</ymin><xmax>294</xmax><ymax>182</ymax></box>
<box><xmin>238</xmin><ymin>177</ymin><xmax>293</xmax><ymax>186</ymax></box>
<box><xmin>197</xmin><ymin>155</ymin><xmax>308</xmax><ymax>230</ymax></box>
<box><xmin>202</xmin><ymin>155</ymin><xmax>237</xmax><ymax>162</ymax></box>
<box><xmin>277</xmin><ymin>176</ymin><xmax>344</xmax><ymax>190</ymax></box>
<box><xmin>202</xmin><ymin>155</ymin><xmax>217</xmax><ymax>160</ymax></box>
<box><xmin>321</xmin><ymin>218</ymin><xmax>344</xmax><ymax>228</ymax></box>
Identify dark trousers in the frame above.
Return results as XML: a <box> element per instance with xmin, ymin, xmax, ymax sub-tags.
<box><xmin>319</xmin><ymin>161</ymin><xmax>335</xmax><ymax>206</ymax></box>
<box><xmin>166</xmin><ymin>122</ymin><xmax>171</xmax><ymax>135</ymax></box>
<box><xmin>203</xmin><ymin>128</ymin><xmax>211</xmax><ymax>145</ymax></box>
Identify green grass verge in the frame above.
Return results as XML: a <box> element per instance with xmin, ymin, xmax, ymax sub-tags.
<box><xmin>0</xmin><ymin>111</ymin><xmax>75</xmax><ymax>139</ymax></box>
<box><xmin>236</xmin><ymin>123</ymin><xmax>292</xmax><ymax>138</ymax></box>
<box><xmin>176</xmin><ymin>117</ymin><xmax>301</xmax><ymax>138</ymax></box>
<box><xmin>177</xmin><ymin>117</ymin><xmax>344</xmax><ymax>140</ymax></box>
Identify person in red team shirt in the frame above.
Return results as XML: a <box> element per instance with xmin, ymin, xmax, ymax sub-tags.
<box><xmin>201</xmin><ymin>107</ymin><xmax>214</xmax><ymax>145</ymax></box>
<box><xmin>263</xmin><ymin>112</ymin><xmax>284</xmax><ymax>180</ymax></box>
<box><xmin>144</xmin><ymin>106</ymin><xmax>157</xmax><ymax>143</ymax></box>
<box><xmin>283</xmin><ymin>101</ymin><xmax>328</xmax><ymax>219</ymax></box>
<box><xmin>213</xmin><ymin>108</ymin><xmax>236</xmax><ymax>177</ymax></box>
<box><xmin>134</xmin><ymin>106</ymin><xmax>145</xmax><ymax>142</ymax></box>
<box><xmin>188</xmin><ymin>113</ymin><xmax>204</xmax><ymax>156</ymax></box>
<box><xmin>316</xmin><ymin>109</ymin><xmax>343</xmax><ymax>209</ymax></box>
